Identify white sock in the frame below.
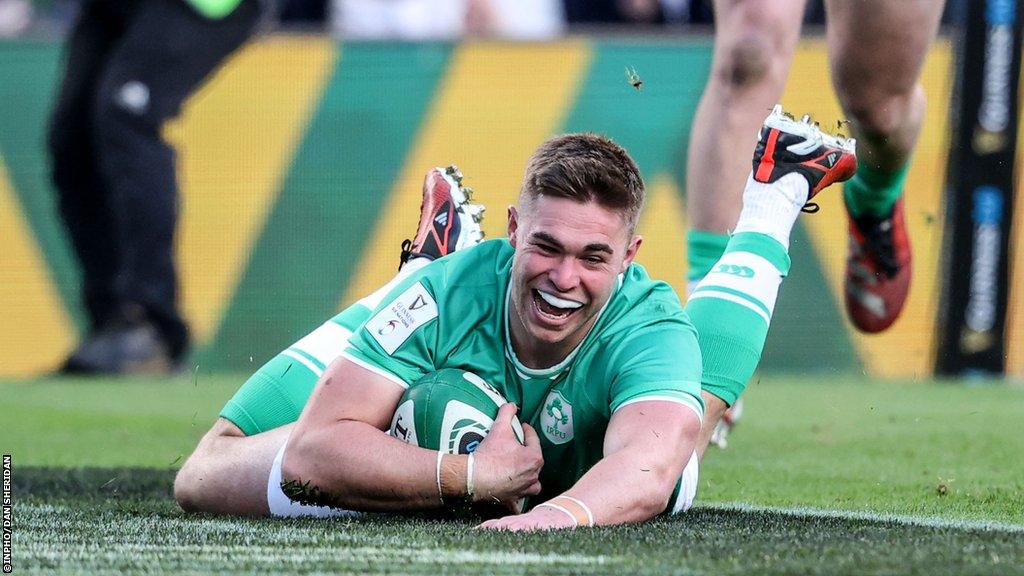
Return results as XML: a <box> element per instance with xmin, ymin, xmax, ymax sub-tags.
<box><xmin>403</xmin><ymin>256</ymin><xmax>432</xmax><ymax>274</ymax></box>
<box><xmin>357</xmin><ymin>257</ymin><xmax>431</xmax><ymax>310</ymax></box>
<box><xmin>732</xmin><ymin>172</ymin><xmax>809</xmax><ymax>250</ymax></box>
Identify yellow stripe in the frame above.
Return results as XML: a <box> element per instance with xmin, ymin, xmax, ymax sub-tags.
<box><xmin>0</xmin><ymin>154</ymin><xmax>74</xmax><ymax>376</ymax></box>
<box><xmin>783</xmin><ymin>39</ymin><xmax>952</xmax><ymax>378</ymax></box>
<box><xmin>341</xmin><ymin>41</ymin><xmax>592</xmax><ymax>307</ymax></box>
<box><xmin>635</xmin><ymin>174</ymin><xmax>688</xmax><ymax>299</ymax></box>
<box><xmin>164</xmin><ymin>37</ymin><xmax>337</xmax><ymax>345</ymax></box>
<box><xmin>1006</xmin><ymin>90</ymin><xmax>1024</xmax><ymax>376</ymax></box>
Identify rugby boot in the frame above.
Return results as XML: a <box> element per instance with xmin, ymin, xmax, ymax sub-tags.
<box><xmin>752</xmin><ymin>105</ymin><xmax>858</xmax><ymax>211</ymax></box>
<box><xmin>399</xmin><ymin>165</ymin><xmax>485</xmax><ymax>269</ymax></box>
<box><xmin>844</xmin><ymin>198</ymin><xmax>912</xmax><ymax>333</ymax></box>
<box><xmin>58</xmin><ymin>304</ymin><xmax>182</xmax><ymax>375</ymax></box>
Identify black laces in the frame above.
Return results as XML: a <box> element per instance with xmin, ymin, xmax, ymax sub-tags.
<box><xmin>855</xmin><ymin>213</ymin><xmax>899</xmax><ymax>277</ymax></box>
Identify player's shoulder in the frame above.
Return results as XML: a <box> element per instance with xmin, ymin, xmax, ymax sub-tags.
<box><xmin>402</xmin><ymin>239</ymin><xmax>512</xmax><ymax>325</ymax></box>
<box><xmin>580</xmin><ymin>263</ymin><xmax>696</xmax><ymax>356</ymax></box>
<box><xmin>603</xmin><ymin>262</ymin><xmax>692</xmax><ymax>332</ymax></box>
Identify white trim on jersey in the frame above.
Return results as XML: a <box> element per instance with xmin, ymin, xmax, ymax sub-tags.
<box><xmin>615</xmin><ymin>393</ymin><xmax>704</xmax><ymax>422</ymax></box>
<box><xmin>291</xmin><ymin>321</ymin><xmax>353</xmax><ymax>368</ymax></box>
<box><xmin>281</xmin><ymin>350</ymin><xmax>324</xmax><ymax>377</ymax></box>
<box><xmin>339</xmin><ymin>349</ymin><xmax>410</xmax><ymax>389</ymax></box>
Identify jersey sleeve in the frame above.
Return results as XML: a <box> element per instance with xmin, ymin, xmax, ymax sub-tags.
<box><xmin>607</xmin><ymin>322</ymin><xmax>704</xmax><ymax>420</ymax></box>
<box><xmin>342</xmin><ymin>276</ymin><xmax>441</xmax><ymax>388</ymax></box>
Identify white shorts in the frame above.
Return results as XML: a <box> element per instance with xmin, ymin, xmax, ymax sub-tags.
<box><xmin>672</xmin><ymin>451</ymin><xmax>700</xmax><ymax>515</ymax></box>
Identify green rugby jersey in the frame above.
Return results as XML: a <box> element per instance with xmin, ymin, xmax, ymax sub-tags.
<box><xmin>345</xmin><ymin>239</ymin><xmax>704</xmax><ymax>498</ymax></box>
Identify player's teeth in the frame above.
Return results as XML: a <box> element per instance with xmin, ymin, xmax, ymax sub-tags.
<box><xmin>537</xmin><ymin>290</ymin><xmax>583</xmax><ymax>310</ymax></box>
<box><xmin>801</xmin><ymin>114</ymin><xmax>811</xmax><ymax>123</ymax></box>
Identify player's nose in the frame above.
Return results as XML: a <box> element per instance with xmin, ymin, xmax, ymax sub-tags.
<box><xmin>548</xmin><ymin>257</ymin><xmax>580</xmax><ymax>292</ymax></box>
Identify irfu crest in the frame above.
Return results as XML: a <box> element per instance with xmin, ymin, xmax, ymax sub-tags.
<box><xmin>541</xmin><ymin>390</ymin><xmax>574</xmax><ymax>445</ymax></box>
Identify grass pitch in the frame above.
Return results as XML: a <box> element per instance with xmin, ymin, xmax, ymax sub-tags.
<box><xmin>5</xmin><ymin>374</ymin><xmax>1024</xmax><ymax>574</ymax></box>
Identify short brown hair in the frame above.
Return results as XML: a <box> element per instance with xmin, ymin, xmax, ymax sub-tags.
<box><xmin>520</xmin><ymin>133</ymin><xmax>645</xmax><ymax>233</ymax></box>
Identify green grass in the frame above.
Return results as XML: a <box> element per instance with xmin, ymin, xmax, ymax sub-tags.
<box><xmin>5</xmin><ymin>374</ymin><xmax>1024</xmax><ymax>574</ymax></box>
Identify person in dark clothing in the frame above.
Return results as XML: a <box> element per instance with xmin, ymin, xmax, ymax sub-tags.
<box><xmin>49</xmin><ymin>0</ymin><xmax>261</xmax><ymax>374</ymax></box>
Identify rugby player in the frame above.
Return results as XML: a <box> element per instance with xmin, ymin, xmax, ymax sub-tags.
<box><xmin>687</xmin><ymin>0</ymin><xmax>946</xmax><ymax>447</ymax></box>
<box><xmin>175</xmin><ymin>107</ymin><xmax>856</xmax><ymax>529</ymax></box>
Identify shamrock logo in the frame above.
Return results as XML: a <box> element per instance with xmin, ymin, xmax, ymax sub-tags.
<box><xmin>546</xmin><ymin>397</ymin><xmax>569</xmax><ymax>426</ymax></box>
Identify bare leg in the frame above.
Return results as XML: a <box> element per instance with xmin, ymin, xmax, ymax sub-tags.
<box><xmin>825</xmin><ymin>0</ymin><xmax>945</xmax><ymax>172</ymax></box>
<box><xmin>696</xmin><ymin>392</ymin><xmax>728</xmax><ymax>460</ymax></box>
<box><xmin>686</xmin><ymin>0</ymin><xmax>806</xmax><ymax>234</ymax></box>
<box><xmin>688</xmin><ymin>0</ymin><xmax>805</xmax><ymax>456</ymax></box>
<box><xmin>174</xmin><ymin>419</ymin><xmax>292</xmax><ymax>516</ymax></box>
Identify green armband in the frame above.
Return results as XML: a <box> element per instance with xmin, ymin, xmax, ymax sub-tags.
<box><xmin>184</xmin><ymin>0</ymin><xmax>245</xmax><ymax>19</ymax></box>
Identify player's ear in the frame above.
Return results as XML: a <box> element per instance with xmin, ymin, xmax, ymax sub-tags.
<box><xmin>507</xmin><ymin>205</ymin><xmax>519</xmax><ymax>247</ymax></box>
<box><xmin>621</xmin><ymin>234</ymin><xmax>642</xmax><ymax>272</ymax></box>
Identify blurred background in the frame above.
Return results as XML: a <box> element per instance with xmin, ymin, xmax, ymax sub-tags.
<box><xmin>1</xmin><ymin>0</ymin><xmax>1020</xmax><ymax>381</ymax></box>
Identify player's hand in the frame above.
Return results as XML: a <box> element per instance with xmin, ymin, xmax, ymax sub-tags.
<box><xmin>476</xmin><ymin>505</ymin><xmax>577</xmax><ymax>531</ymax></box>
<box><xmin>471</xmin><ymin>403</ymin><xmax>543</xmax><ymax>512</ymax></box>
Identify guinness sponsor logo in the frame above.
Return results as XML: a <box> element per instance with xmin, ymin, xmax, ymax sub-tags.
<box><xmin>962</xmin><ymin>187</ymin><xmax>1004</xmax><ymax>348</ymax></box>
<box><xmin>975</xmin><ymin>0</ymin><xmax>1017</xmax><ymax>153</ymax></box>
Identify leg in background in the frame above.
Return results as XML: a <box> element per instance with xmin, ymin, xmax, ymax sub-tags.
<box><xmin>688</xmin><ymin>109</ymin><xmax>857</xmax><ymax>459</ymax></box>
<box><xmin>91</xmin><ymin>0</ymin><xmax>260</xmax><ymax>362</ymax></box>
<box><xmin>826</xmin><ymin>0</ymin><xmax>945</xmax><ymax>333</ymax></box>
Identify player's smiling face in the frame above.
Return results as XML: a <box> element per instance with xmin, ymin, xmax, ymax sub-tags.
<box><xmin>507</xmin><ymin>195</ymin><xmax>642</xmax><ymax>368</ymax></box>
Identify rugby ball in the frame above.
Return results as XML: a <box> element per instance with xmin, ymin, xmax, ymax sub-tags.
<box><xmin>389</xmin><ymin>368</ymin><xmax>525</xmax><ymax>454</ymax></box>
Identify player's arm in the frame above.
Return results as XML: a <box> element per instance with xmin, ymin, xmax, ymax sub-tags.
<box><xmin>479</xmin><ymin>399</ymin><xmax>700</xmax><ymax>530</ymax></box>
<box><xmin>282</xmin><ymin>357</ymin><xmax>542</xmax><ymax>511</ymax></box>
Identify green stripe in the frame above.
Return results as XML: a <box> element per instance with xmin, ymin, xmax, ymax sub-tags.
<box><xmin>0</xmin><ymin>43</ymin><xmax>83</xmax><ymax>330</ymax></box>
<box><xmin>207</xmin><ymin>43</ymin><xmax>452</xmax><ymax>370</ymax></box>
<box><xmin>560</xmin><ymin>41</ymin><xmax>712</xmax><ymax>181</ymax></box>
<box><xmin>727</xmin><ymin>232</ymin><xmax>792</xmax><ymax>275</ymax></box>
<box><xmin>692</xmin><ymin>284</ymin><xmax>773</xmax><ymax>320</ymax></box>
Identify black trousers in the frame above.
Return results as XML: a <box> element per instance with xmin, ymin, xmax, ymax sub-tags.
<box><xmin>48</xmin><ymin>0</ymin><xmax>260</xmax><ymax>358</ymax></box>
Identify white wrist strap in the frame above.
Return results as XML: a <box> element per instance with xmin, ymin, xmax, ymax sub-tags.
<box><xmin>465</xmin><ymin>453</ymin><xmax>475</xmax><ymax>498</ymax></box>
<box><xmin>435</xmin><ymin>451</ymin><xmax>445</xmax><ymax>504</ymax></box>
<box><xmin>536</xmin><ymin>495</ymin><xmax>595</xmax><ymax>527</ymax></box>
<box><xmin>536</xmin><ymin>502</ymin><xmax>578</xmax><ymax>526</ymax></box>
<box><xmin>561</xmin><ymin>496</ymin><xmax>595</xmax><ymax>526</ymax></box>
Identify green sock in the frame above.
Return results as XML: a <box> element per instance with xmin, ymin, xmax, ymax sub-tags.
<box><xmin>686</xmin><ymin>229</ymin><xmax>730</xmax><ymax>286</ymax></box>
<box><xmin>685</xmin><ymin>232</ymin><xmax>789</xmax><ymax>405</ymax></box>
<box><xmin>843</xmin><ymin>161</ymin><xmax>910</xmax><ymax>218</ymax></box>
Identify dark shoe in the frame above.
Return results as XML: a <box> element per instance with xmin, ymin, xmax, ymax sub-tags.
<box><xmin>844</xmin><ymin>198</ymin><xmax>912</xmax><ymax>333</ymax></box>
<box><xmin>399</xmin><ymin>165</ymin><xmax>485</xmax><ymax>269</ymax></box>
<box><xmin>59</xmin><ymin>309</ymin><xmax>180</xmax><ymax>375</ymax></box>
<box><xmin>752</xmin><ymin>105</ymin><xmax>858</xmax><ymax>210</ymax></box>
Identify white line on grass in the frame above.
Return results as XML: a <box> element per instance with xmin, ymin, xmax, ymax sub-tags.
<box><xmin>24</xmin><ymin>545</ymin><xmax>618</xmax><ymax>567</ymax></box>
<box><xmin>699</xmin><ymin>503</ymin><xmax>1024</xmax><ymax>533</ymax></box>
